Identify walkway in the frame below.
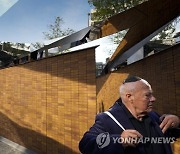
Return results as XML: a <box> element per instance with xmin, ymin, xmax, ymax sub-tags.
<box><xmin>0</xmin><ymin>137</ymin><xmax>36</xmax><ymax>154</ymax></box>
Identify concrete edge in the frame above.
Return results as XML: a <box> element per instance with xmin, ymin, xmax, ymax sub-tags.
<box><xmin>0</xmin><ymin>136</ymin><xmax>36</xmax><ymax>154</ymax></box>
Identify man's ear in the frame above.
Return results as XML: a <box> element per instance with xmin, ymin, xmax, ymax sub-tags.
<box><xmin>126</xmin><ymin>93</ymin><xmax>133</xmax><ymax>102</ymax></box>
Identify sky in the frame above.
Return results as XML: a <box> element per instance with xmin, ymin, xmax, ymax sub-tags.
<box><xmin>0</xmin><ymin>0</ymin><xmax>92</xmax><ymax>43</ymax></box>
<box><xmin>0</xmin><ymin>0</ymin><xmax>18</xmax><ymax>16</ymax></box>
<box><xmin>0</xmin><ymin>0</ymin><xmax>112</xmax><ymax>63</ymax></box>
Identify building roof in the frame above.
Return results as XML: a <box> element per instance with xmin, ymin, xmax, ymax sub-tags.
<box><xmin>0</xmin><ymin>50</ymin><xmax>13</xmax><ymax>67</ymax></box>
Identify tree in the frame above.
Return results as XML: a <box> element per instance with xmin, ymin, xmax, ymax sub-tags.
<box><xmin>89</xmin><ymin>0</ymin><xmax>147</xmax><ymax>46</ymax></box>
<box><xmin>1</xmin><ymin>42</ymin><xmax>29</xmax><ymax>57</ymax></box>
<box><xmin>89</xmin><ymin>0</ymin><xmax>178</xmax><ymax>45</ymax></box>
<box><xmin>33</xmin><ymin>16</ymin><xmax>75</xmax><ymax>51</ymax></box>
<box><xmin>151</xmin><ymin>24</ymin><xmax>175</xmax><ymax>42</ymax></box>
<box><xmin>31</xmin><ymin>42</ymin><xmax>44</xmax><ymax>50</ymax></box>
<box><xmin>88</xmin><ymin>0</ymin><xmax>147</xmax><ymax>21</ymax></box>
<box><xmin>43</xmin><ymin>16</ymin><xmax>75</xmax><ymax>40</ymax></box>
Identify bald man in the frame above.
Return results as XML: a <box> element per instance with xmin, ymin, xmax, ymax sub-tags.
<box><xmin>79</xmin><ymin>76</ymin><xmax>180</xmax><ymax>154</ymax></box>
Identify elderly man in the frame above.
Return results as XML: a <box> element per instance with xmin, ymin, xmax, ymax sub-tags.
<box><xmin>79</xmin><ymin>76</ymin><xmax>180</xmax><ymax>154</ymax></box>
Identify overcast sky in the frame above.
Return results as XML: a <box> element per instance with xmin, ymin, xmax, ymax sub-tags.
<box><xmin>0</xmin><ymin>0</ymin><xmax>91</xmax><ymax>43</ymax></box>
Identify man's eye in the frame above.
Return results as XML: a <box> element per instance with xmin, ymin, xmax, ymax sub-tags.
<box><xmin>145</xmin><ymin>94</ymin><xmax>151</xmax><ymax>97</ymax></box>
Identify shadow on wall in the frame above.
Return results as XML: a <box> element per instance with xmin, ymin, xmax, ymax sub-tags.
<box><xmin>96</xmin><ymin>44</ymin><xmax>180</xmax><ymax>116</ymax></box>
<box><xmin>0</xmin><ymin>111</ymin><xmax>78</xmax><ymax>154</ymax></box>
<box><xmin>95</xmin><ymin>45</ymin><xmax>180</xmax><ymax>153</ymax></box>
<box><xmin>0</xmin><ymin>46</ymin><xmax>97</xmax><ymax>154</ymax></box>
<box><xmin>96</xmin><ymin>72</ymin><xmax>129</xmax><ymax>111</ymax></box>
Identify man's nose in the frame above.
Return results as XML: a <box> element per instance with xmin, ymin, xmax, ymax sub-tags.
<box><xmin>150</xmin><ymin>95</ymin><xmax>156</xmax><ymax>102</ymax></box>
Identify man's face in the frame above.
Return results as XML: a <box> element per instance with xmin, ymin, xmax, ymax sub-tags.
<box><xmin>132</xmin><ymin>81</ymin><xmax>156</xmax><ymax>114</ymax></box>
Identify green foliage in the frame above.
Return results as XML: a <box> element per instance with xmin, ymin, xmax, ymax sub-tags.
<box><xmin>151</xmin><ymin>23</ymin><xmax>176</xmax><ymax>43</ymax></box>
<box><xmin>111</xmin><ymin>30</ymin><xmax>128</xmax><ymax>44</ymax></box>
<box><xmin>43</xmin><ymin>16</ymin><xmax>75</xmax><ymax>40</ymax></box>
<box><xmin>88</xmin><ymin>0</ymin><xmax>147</xmax><ymax>21</ymax></box>
<box><xmin>2</xmin><ymin>42</ymin><xmax>29</xmax><ymax>57</ymax></box>
<box><xmin>31</xmin><ymin>42</ymin><xmax>44</xmax><ymax>50</ymax></box>
<box><xmin>32</xmin><ymin>16</ymin><xmax>75</xmax><ymax>52</ymax></box>
<box><xmin>88</xmin><ymin>0</ymin><xmax>147</xmax><ymax>45</ymax></box>
<box><xmin>89</xmin><ymin>0</ymin><xmax>178</xmax><ymax>45</ymax></box>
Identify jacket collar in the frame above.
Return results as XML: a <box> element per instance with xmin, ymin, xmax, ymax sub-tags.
<box><xmin>108</xmin><ymin>98</ymin><xmax>172</xmax><ymax>154</ymax></box>
<box><xmin>109</xmin><ymin>99</ymin><xmax>166</xmax><ymax>137</ymax></box>
<box><xmin>108</xmin><ymin>99</ymin><xmax>135</xmax><ymax>130</ymax></box>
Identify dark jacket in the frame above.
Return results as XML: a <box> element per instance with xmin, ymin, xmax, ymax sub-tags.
<box><xmin>79</xmin><ymin>100</ymin><xmax>173</xmax><ymax>154</ymax></box>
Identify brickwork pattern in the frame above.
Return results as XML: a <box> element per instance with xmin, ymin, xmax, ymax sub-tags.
<box><xmin>96</xmin><ymin>44</ymin><xmax>180</xmax><ymax>153</ymax></box>
<box><xmin>0</xmin><ymin>48</ymin><xmax>96</xmax><ymax>154</ymax></box>
<box><xmin>97</xmin><ymin>44</ymin><xmax>180</xmax><ymax>116</ymax></box>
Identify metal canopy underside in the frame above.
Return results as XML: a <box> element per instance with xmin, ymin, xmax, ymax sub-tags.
<box><xmin>98</xmin><ymin>0</ymin><xmax>180</xmax><ymax>73</ymax></box>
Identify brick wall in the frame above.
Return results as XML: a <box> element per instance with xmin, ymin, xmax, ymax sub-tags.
<box><xmin>0</xmin><ymin>47</ymin><xmax>96</xmax><ymax>154</ymax></box>
<box><xmin>96</xmin><ymin>44</ymin><xmax>180</xmax><ymax>116</ymax></box>
<box><xmin>0</xmin><ymin>43</ymin><xmax>179</xmax><ymax>153</ymax></box>
<box><xmin>96</xmin><ymin>44</ymin><xmax>180</xmax><ymax>154</ymax></box>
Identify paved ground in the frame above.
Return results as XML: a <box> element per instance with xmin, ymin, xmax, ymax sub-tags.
<box><xmin>0</xmin><ymin>141</ymin><xmax>26</xmax><ymax>154</ymax></box>
<box><xmin>0</xmin><ymin>137</ymin><xmax>36</xmax><ymax>154</ymax></box>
